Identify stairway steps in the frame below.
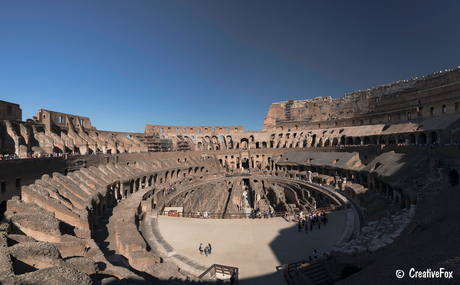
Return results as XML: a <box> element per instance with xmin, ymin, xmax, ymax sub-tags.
<box><xmin>302</xmin><ymin>261</ymin><xmax>333</xmax><ymax>285</ymax></box>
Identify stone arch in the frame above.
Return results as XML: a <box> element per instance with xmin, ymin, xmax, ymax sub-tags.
<box><xmin>405</xmin><ymin>194</ymin><xmax>411</xmax><ymax>209</ymax></box>
<box><xmin>346</xmin><ymin>137</ymin><xmax>353</xmax><ymax>145</ymax></box>
<box><xmin>397</xmin><ymin>134</ymin><xmax>406</xmax><ymax>144</ymax></box>
<box><xmin>332</xmin><ymin>137</ymin><xmax>339</xmax><ymax>146</ymax></box>
<box><xmin>371</xmin><ymin>136</ymin><xmax>378</xmax><ymax>145</ymax></box>
<box><xmin>429</xmin><ymin>131</ymin><xmax>437</xmax><ymax>144</ymax></box>
<box><xmin>388</xmin><ymin>135</ymin><xmax>396</xmax><ymax>144</ymax></box>
<box><xmin>310</xmin><ymin>135</ymin><xmax>316</xmax><ymax>147</ymax></box>
<box><xmin>449</xmin><ymin>169</ymin><xmax>459</xmax><ymax>187</ymax></box>
<box><xmin>0</xmin><ymin>120</ymin><xmax>15</xmax><ymax>153</ymax></box>
<box><xmin>363</xmin><ymin>136</ymin><xmax>370</xmax><ymax>145</ymax></box>
<box><xmin>341</xmin><ymin>266</ymin><xmax>362</xmax><ymax>279</ymax></box>
<box><xmin>379</xmin><ymin>135</ymin><xmax>386</xmax><ymax>145</ymax></box>
<box><xmin>418</xmin><ymin>133</ymin><xmax>427</xmax><ymax>144</ymax></box>
<box><xmin>408</xmin><ymin>133</ymin><xmax>416</xmax><ymax>144</ymax></box>
<box><xmin>240</xmin><ymin>138</ymin><xmax>249</xmax><ymax>149</ymax></box>
<box><xmin>354</xmin><ymin>137</ymin><xmax>361</xmax><ymax>146</ymax></box>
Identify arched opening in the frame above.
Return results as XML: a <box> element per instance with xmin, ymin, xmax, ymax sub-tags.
<box><xmin>388</xmin><ymin>135</ymin><xmax>396</xmax><ymax>144</ymax></box>
<box><xmin>397</xmin><ymin>134</ymin><xmax>406</xmax><ymax>144</ymax></box>
<box><xmin>429</xmin><ymin>131</ymin><xmax>437</xmax><ymax>144</ymax></box>
<box><xmin>346</xmin><ymin>137</ymin><xmax>353</xmax><ymax>145</ymax></box>
<box><xmin>408</xmin><ymin>133</ymin><xmax>416</xmax><ymax>144</ymax></box>
<box><xmin>418</xmin><ymin>133</ymin><xmax>427</xmax><ymax>144</ymax></box>
<box><xmin>354</xmin><ymin>137</ymin><xmax>361</xmax><ymax>146</ymax></box>
<box><xmin>363</xmin><ymin>136</ymin><xmax>370</xmax><ymax>145</ymax></box>
<box><xmin>241</xmin><ymin>158</ymin><xmax>249</xmax><ymax>169</ymax></box>
<box><xmin>371</xmin><ymin>136</ymin><xmax>378</xmax><ymax>144</ymax></box>
<box><xmin>341</xmin><ymin>266</ymin><xmax>362</xmax><ymax>279</ymax></box>
<box><xmin>449</xmin><ymin>169</ymin><xmax>459</xmax><ymax>187</ymax></box>
<box><xmin>241</xmin><ymin>138</ymin><xmax>249</xmax><ymax>149</ymax></box>
<box><xmin>379</xmin><ymin>136</ymin><xmax>386</xmax><ymax>145</ymax></box>
<box><xmin>0</xmin><ymin>121</ymin><xmax>15</xmax><ymax>153</ymax></box>
<box><xmin>332</xmin><ymin>137</ymin><xmax>338</xmax><ymax>146</ymax></box>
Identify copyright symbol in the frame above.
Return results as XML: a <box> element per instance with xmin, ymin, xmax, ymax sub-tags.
<box><xmin>396</xmin><ymin>270</ymin><xmax>404</xmax><ymax>279</ymax></box>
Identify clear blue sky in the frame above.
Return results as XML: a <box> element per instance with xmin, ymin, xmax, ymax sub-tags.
<box><xmin>1</xmin><ymin>1</ymin><xmax>460</xmax><ymax>132</ymax></box>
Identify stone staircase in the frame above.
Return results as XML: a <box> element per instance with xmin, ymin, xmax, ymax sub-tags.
<box><xmin>299</xmin><ymin>261</ymin><xmax>333</xmax><ymax>285</ymax></box>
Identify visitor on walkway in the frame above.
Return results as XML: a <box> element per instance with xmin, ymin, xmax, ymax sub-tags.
<box><xmin>199</xmin><ymin>243</ymin><xmax>203</xmax><ymax>255</ymax></box>
<box><xmin>208</xmin><ymin>243</ymin><xmax>212</xmax><ymax>254</ymax></box>
<box><xmin>309</xmin><ymin>256</ymin><xmax>313</xmax><ymax>262</ymax></box>
<box><xmin>205</xmin><ymin>245</ymin><xmax>209</xmax><ymax>257</ymax></box>
<box><xmin>313</xmin><ymin>249</ymin><xmax>318</xmax><ymax>259</ymax></box>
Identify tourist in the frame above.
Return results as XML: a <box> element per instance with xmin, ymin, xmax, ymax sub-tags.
<box><xmin>309</xmin><ymin>256</ymin><xmax>313</xmax><ymax>262</ymax></box>
<box><xmin>266</xmin><ymin>210</ymin><xmax>269</xmax><ymax>219</ymax></box>
<box><xmin>313</xmin><ymin>249</ymin><xmax>318</xmax><ymax>259</ymax></box>
<box><xmin>208</xmin><ymin>243</ymin><xmax>212</xmax><ymax>254</ymax></box>
<box><xmin>204</xmin><ymin>245</ymin><xmax>209</xmax><ymax>257</ymax></box>
<box><xmin>199</xmin><ymin>243</ymin><xmax>203</xmax><ymax>255</ymax></box>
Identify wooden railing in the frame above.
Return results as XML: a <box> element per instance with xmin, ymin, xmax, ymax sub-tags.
<box><xmin>198</xmin><ymin>263</ymin><xmax>238</xmax><ymax>284</ymax></box>
<box><xmin>277</xmin><ymin>260</ymin><xmax>307</xmax><ymax>285</ymax></box>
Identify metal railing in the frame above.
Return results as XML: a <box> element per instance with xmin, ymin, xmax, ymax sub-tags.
<box><xmin>160</xmin><ymin>207</ymin><xmax>338</xmax><ymax>220</ymax></box>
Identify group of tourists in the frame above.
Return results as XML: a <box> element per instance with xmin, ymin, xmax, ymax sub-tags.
<box><xmin>294</xmin><ymin>211</ymin><xmax>328</xmax><ymax>233</ymax></box>
<box><xmin>251</xmin><ymin>209</ymin><xmax>273</xmax><ymax>219</ymax></box>
<box><xmin>198</xmin><ymin>243</ymin><xmax>212</xmax><ymax>257</ymax></box>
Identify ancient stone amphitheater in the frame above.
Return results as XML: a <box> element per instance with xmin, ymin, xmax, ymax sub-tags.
<box><xmin>1</xmin><ymin>68</ymin><xmax>460</xmax><ymax>284</ymax></box>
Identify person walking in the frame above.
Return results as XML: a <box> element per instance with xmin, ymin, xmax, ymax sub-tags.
<box><xmin>208</xmin><ymin>243</ymin><xmax>212</xmax><ymax>254</ymax></box>
<box><xmin>313</xmin><ymin>249</ymin><xmax>318</xmax><ymax>259</ymax></box>
<box><xmin>199</xmin><ymin>243</ymin><xmax>203</xmax><ymax>255</ymax></box>
<box><xmin>205</xmin><ymin>245</ymin><xmax>209</xmax><ymax>257</ymax></box>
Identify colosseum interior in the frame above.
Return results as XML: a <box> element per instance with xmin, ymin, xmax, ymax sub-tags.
<box><xmin>1</xmin><ymin>67</ymin><xmax>460</xmax><ymax>284</ymax></box>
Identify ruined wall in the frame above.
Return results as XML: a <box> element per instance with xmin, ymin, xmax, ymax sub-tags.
<box><xmin>263</xmin><ymin>67</ymin><xmax>460</xmax><ymax>132</ymax></box>
<box><xmin>0</xmin><ymin>100</ymin><xmax>22</xmax><ymax>120</ymax></box>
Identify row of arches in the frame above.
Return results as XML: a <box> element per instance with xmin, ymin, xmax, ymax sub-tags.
<box><xmin>189</xmin><ymin>129</ymin><xmax>442</xmax><ymax>152</ymax></box>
